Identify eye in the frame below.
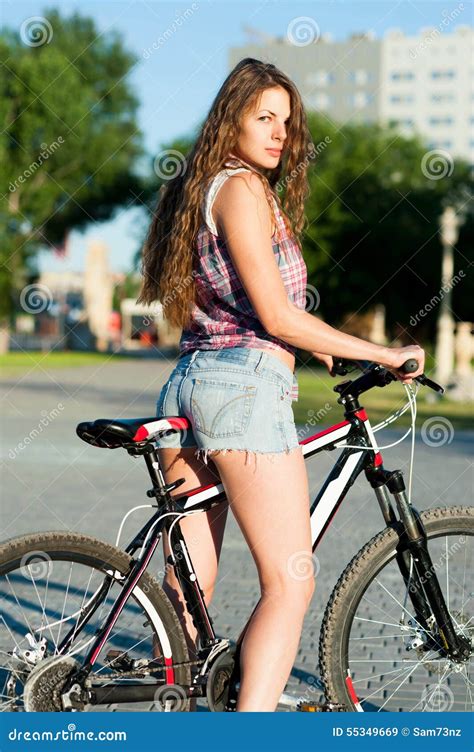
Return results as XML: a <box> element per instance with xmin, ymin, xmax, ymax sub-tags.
<box><xmin>258</xmin><ymin>116</ymin><xmax>271</xmax><ymax>122</ymax></box>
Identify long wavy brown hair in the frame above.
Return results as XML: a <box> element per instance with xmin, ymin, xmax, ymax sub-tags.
<box><xmin>137</xmin><ymin>57</ymin><xmax>313</xmax><ymax>329</ymax></box>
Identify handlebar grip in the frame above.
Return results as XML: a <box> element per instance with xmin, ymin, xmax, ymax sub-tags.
<box><xmin>400</xmin><ymin>359</ymin><xmax>418</xmax><ymax>374</ymax></box>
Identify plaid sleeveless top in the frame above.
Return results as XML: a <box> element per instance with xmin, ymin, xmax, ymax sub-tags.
<box><xmin>179</xmin><ymin>158</ymin><xmax>307</xmax><ymax>400</ymax></box>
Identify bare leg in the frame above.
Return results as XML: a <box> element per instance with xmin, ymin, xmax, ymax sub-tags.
<box><xmin>154</xmin><ymin>447</ymin><xmax>228</xmax><ymax>709</ymax></box>
<box><xmin>209</xmin><ymin>446</ymin><xmax>314</xmax><ymax>712</ymax></box>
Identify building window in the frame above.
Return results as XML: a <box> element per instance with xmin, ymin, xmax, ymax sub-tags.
<box><xmin>430</xmin><ymin>70</ymin><xmax>456</xmax><ymax>79</ymax></box>
<box><xmin>348</xmin><ymin>92</ymin><xmax>373</xmax><ymax>108</ymax></box>
<box><xmin>306</xmin><ymin>70</ymin><xmax>335</xmax><ymax>87</ymax></box>
<box><xmin>429</xmin><ymin>117</ymin><xmax>454</xmax><ymax>126</ymax></box>
<box><xmin>431</xmin><ymin>93</ymin><xmax>455</xmax><ymax>103</ymax></box>
<box><xmin>348</xmin><ymin>69</ymin><xmax>371</xmax><ymax>85</ymax></box>
<box><xmin>390</xmin><ymin>71</ymin><xmax>415</xmax><ymax>81</ymax></box>
<box><xmin>390</xmin><ymin>94</ymin><xmax>415</xmax><ymax>104</ymax></box>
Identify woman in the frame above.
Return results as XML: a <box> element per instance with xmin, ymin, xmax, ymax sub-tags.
<box><xmin>138</xmin><ymin>58</ymin><xmax>425</xmax><ymax>712</ymax></box>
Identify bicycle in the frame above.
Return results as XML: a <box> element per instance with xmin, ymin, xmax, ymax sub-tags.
<box><xmin>1</xmin><ymin>357</ymin><xmax>472</xmax><ymax>712</ymax></box>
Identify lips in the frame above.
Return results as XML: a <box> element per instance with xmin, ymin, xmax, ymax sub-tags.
<box><xmin>266</xmin><ymin>148</ymin><xmax>282</xmax><ymax>155</ymax></box>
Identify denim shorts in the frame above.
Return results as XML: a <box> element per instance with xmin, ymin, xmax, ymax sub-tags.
<box><xmin>155</xmin><ymin>347</ymin><xmax>300</xmax><ymax>465</ymax></box>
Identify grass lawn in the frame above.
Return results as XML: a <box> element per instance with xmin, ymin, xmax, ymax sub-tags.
<box><xmin>295</xmin><ymin>367</ymin><xmax>473</xmax><ymax>431</ymax></box>
<box><xmin>0</xmin><ymin>351</ymin><xmax>134</xmax><ymax>376</ymax></box>
<box><xmin>1</xmin><ymin>352</ymin><xmax>472</xmax><ymax>431</ymax></box>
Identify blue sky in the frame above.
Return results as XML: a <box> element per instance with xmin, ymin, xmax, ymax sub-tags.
<box><xmin>2</xmin><ymin>0</ymin><xmax>466</xmax><ymax>274</ymax></box>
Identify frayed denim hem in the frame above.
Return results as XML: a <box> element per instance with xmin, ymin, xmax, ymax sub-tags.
<box><xmin>193</xmin><ymin>445</ymin><xmax>301</xmax><ymax>468</ymax></box>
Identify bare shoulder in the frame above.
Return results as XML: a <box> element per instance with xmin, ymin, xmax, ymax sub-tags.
<box><xmin>213</xmin><ymin>170</ymin><xmax>273</xmax><ymax>237</ymax></box>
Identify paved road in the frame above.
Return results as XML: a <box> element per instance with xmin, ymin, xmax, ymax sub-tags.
<box><xmin>1</xmin><ymin>356</ymin><xmax>472</xmax><ymax>711</ymax></box>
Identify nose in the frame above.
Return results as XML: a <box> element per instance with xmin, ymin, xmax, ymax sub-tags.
<box><xmin>273</xmin><ymin>121</ymin><xmax>287</xmax><ymax>142</ymax></box>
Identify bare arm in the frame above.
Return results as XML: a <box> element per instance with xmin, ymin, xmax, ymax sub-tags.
<box><xmin>214</xmin><ymin>173</ymin><xmax>424</xmax><ymax>380</ymax></box>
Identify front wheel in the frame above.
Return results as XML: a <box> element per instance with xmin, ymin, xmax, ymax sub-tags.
<box><xmin>319</xmin><ymin>506</ymin><xmax>473</xmax><ymax>712</ymax></box>
<box><xmin>0</xmin><ymin>531</ymin><xmax>191</xmax><ymax>712</ymax></box>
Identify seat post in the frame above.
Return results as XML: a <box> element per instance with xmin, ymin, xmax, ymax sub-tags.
<box><xmin>143</xmin><ymin>446</ymin><xmax>167</xmax><ymax>492</ymax></box>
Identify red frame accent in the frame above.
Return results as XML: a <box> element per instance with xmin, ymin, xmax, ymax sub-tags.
<box><xmin>345</xmin><ymin>675</ymin><xmax>360</xmax><ymax>705</ymax></box>
<box><xmin>300</xmin><ymin>420</ymin><xmax>350</xmax><ymax>445</ymax></box>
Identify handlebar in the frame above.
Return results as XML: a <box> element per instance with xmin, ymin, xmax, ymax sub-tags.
<box><xmin>330</xmin><ymin>357</ymin><xmax>444</xmax><ymax>395</ymax></box>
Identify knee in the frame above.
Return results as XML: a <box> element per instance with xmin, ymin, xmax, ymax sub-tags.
<box><xmin>261</xmin><ymin>569</ymin><xmax>316</xmax><ymax>611</ymax></box>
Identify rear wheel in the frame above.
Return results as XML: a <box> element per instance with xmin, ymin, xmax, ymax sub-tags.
<box><xmin>319</xmin><ymin>506</ymin><xmax>473</xmax><ymax>712</ymax></box>
<box><xmin>0</xmin><ymin>531</ymin><xmax>191</xmax><ymax>712</ymax></box>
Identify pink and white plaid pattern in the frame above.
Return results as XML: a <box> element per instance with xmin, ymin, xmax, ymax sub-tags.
<box><xmin>179</xmin><ymin>165</ymin><xmax>308</xmax><ymax>400</ymax></box>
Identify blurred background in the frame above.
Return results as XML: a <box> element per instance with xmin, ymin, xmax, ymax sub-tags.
<box><xmin>1</xmin><ymin>3</ymin><xmax>473</xmax><ymax>711</ymax></box>
<box><xmin>1</xmin><ymin>0</ymin><xmax>473</xmax><ymax>401</ymax></box>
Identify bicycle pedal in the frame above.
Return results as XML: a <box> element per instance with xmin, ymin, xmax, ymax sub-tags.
<box><xmin>297</xmin><ymin>701</ymin><xmax>346</xmax><ymax>712</ymax></box>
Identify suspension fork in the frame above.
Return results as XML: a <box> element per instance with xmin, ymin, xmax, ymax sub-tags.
<box><xmin>366</xmin><ymin>466</ymin><xmax>470</xmax><ymax>661</ymax></box>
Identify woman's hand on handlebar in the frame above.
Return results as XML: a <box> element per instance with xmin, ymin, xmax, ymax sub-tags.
<box><xmin>311</xmin><ymin>351</ymin><xmax>335</xmax><ymax>375</ymax></box>
<box><xmin>380</xmin><ymin>345</ymin><xmax>425</xmax><ymax>384</ymax></box>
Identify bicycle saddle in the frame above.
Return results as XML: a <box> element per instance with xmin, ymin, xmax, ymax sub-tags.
<box><xmin>76</xmin><ymin>416</ymin><xmax>191</xmax><ymax>448</ymax></box>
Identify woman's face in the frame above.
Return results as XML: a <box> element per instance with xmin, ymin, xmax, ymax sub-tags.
<box><xmin>232</xmin><ymin>86</ymin><xmax>291</xmax><ymax>171</ymax></box>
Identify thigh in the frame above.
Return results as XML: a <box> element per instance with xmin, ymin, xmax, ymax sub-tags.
<box><xmin>158</xmin><ymin>447</ymin><xmax>229</xmax><ymax>592</ymax></box>
<box><xmin>209</xmin><ymin>446</ymin><xmax>313</xmax><ymax>593</ymax></box>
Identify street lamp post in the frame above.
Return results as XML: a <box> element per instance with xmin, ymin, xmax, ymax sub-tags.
<box><xmin>434</xmin><ymin>206</ymin><xmax>461</xmax><ymax>385</ymax></box>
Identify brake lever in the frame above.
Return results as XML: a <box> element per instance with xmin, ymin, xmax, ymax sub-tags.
<box><xmin>414</xmin><ymin>374</ymin><xmax>445</xmax><ymax>394</ymax></box>
<box><xmin>331</xmin><ymin>357</ymin><xmax>444</xmax><ymax>394</ymax></box>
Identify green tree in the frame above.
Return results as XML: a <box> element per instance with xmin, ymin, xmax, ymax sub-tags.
<box><xmin>303</xmin><ymin>114</ymin><xmax>473</xmax><ymax>342</ymax></box>
<box><xmin>0</xmin><ymin>7</ymin><xmax>146</xmax><ymax>344</ymax></box>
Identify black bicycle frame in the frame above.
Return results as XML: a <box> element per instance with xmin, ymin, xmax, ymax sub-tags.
<box><xmin>59</xmin><ymin>370</ymin><xmax>470</xmax><ymax>705</ymax></box>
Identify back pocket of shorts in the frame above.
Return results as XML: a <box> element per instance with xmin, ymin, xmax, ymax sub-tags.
<box><xmin>190</xmin><ymin>378</ymin><xmax>256</xmax><ymax>438</ymax></box>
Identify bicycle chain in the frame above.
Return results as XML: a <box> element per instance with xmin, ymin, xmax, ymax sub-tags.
<box><xmin>101</xmin><ymin>658</ymin><xmax>204</xmax><ymax>681</ymax></box>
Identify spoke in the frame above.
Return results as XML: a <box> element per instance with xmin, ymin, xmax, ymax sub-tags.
<box><xmin>352</xmin><ymin>616</ymin><xmax>407</xmax><ymax>630</ymax></box>
<box><xmin>30</xmin><ymin>570</ymin><xmax>57</xmax><ymax>651</ymax></box>
<box><xmin>445</xmin><ymin>536</ymin><xmax>449</xmax><ymax>606</ymax></box>
<box><xmin>349</xmin><ymin>634</ymin><xmax>405</xmax><ymax>640</ymax></box>
<box><xmin>57</xmin><ymin>561</ymin><xmax>74</xmax><ymax>648</ymax></box>
<box><xmin>5</xmin><ymin>574</ymin><xmax>36</xmax><ymax>638</ymax></box>
<box><xmin>372</xmin><ymin>576</ymin><xmax>425</xmax><ymax>633</ymax></box>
